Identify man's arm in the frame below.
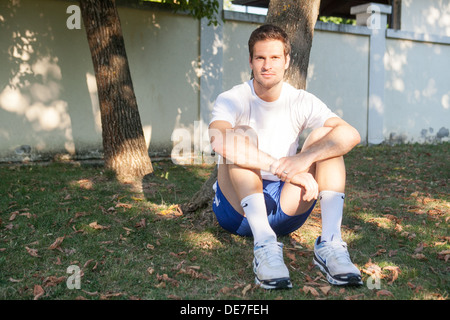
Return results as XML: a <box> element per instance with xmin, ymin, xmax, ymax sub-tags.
<box><xmin>208</xmin><ymin>120</ymin><xmax>276</xmax><ymax>172</ymax></box>
<box><xmin>209</xmin><ymin>120</ymin><xmax>320</xmax><ymax>201</ymax></box>
<box><xmin>274</xmin><ymin>117</ymin><xmax>361</xmax><ymax>182</ymax></box>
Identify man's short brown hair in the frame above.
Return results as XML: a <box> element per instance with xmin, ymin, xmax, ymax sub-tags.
<box><xmin>248</xmin><ymin>24</ymin><xmax>291</xmax><ymax>60</ymax></box>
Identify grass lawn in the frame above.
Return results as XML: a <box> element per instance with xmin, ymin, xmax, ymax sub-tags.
<box><xmin>0</xmin><ymin>143</ymin><xmax>448</xmax><ymax>301</ymax></box>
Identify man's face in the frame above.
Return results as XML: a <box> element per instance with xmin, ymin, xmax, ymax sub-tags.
<box><xmin>249</xmin><ymin>39</ymin><xmax>290</xmax><ymax>93</ymax></box>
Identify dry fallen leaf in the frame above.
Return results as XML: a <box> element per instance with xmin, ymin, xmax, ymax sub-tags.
<box><xmin>123</xmin><ymin>227</ymin><xmax>133</xmax><ymax>235</ymax></box>
<box><xmin>411</xmin><ymin>253</ymin><xmax>427</xmax><ymax>260</ymax></box>
<box><xmin>134</xmin><ymin>218</ymin><xmax>146</xmax><ymax>229</ymax></box>
<box><xmin>285</xmin><ymin>251</ymin><xmax>296</xmax><ymax>262</ymax></box>
<box><xmin>100</xmin><ymin>292</ymin><xmax>124</xmax><ymax>300</ymax></box>
<box><xmin>388</xmin><ymin>250</ymin><xmax>398</xmax><ymax>257</ymax></box>
<box><xmin>157</xmin><ymin>204</ymin><xmax>183</xmax><ymax>218</ymax></box>
<box><xmin>82</xmin><ymin>290</ymin><xmax>98</xmax><ymax>296</ymax></box>
<box><xmin>437</xmin><ymin>250</ymin><xmax>450</xmax><ymax>262</ymax></box>
<box><xmin>345</xmin><ymin>293</ymin><xmax>364</xmax><ymax>300</ymax></box>
<box><xmin>176</xmin><ymin>266</ymin><xmax>216</xmax><ymax>282</ymax></box>
<box><xmin>383</xmin><ymin>266</ymin><xmax>401</xmax><ymax>285</ymax></box>
<box><xmin>414</xmin><ymin>243</ymin><xmax>424</xmax><ymax>254</ymax></box>
<box><xmin>83</xmin><ymin>259</ymin><xmax>98</xmax><ymax>271</ymax></box>
<box><xmin>116</xmin><ymin>202</ymin><xmax>132</xmax><ymax>209</ymax></box>
<box><xmin>242</xmin><ymin>283</ymin><xmax>252</xmax><ymax>296</ymax></box>
<box><xmin>371</xmin><ymin>248</ymin><xmax>387</xmax><ymax>257</ymax></box>
<box><xmin>362</xmin><ymin>260</ymin><xmax>383</xmax><ymax>278</ymax></box>
<box><xmin>407</xmin><ymin>282</ymin><xmax>416</xmax><ymax>290</ymax></box>
<box><xmin>48</xmin><ymin>236</ymin><xmax>65</xmax><ymax>250</ymax></box>
<box><xmin>376</xmin><ymin>289</ymin><xmax>394</xmax><ymax>298</ymax></box>
<box><xmin>43</xmin><ymin>276</ymin><xmax>66</xmax><ymax>288</ymax></box>
<box><xmin>9</xmin><ymin>211</ymin><xmax>18</xmax><ymax>221</ymax></box>
<box><xmin>384</xmin><ymin>214</ymin><xmax>401</xmax><ymax>223</ymax></box>
<box><xmin>33</xmin><ymin>285</ymin><xmax>45</xmax><ymax>300</ymax></box>
<box><xmin>89</xmin><ymin>221</ymin><xmax>109</xmax><ymax>230</ymax></box>
<box><xmin>74</xmin><ymin>212</ymin><xmax>89</xmax><ymax>219</ymax></box>
<box><xmin>319</xmin><ymin>285</ymin><xmax>331</xmax><ymax>295</ymax></box>
<box><xmin>303</xmin><ymin>285</ymin><xmax>320</xmax><ymax>297</ymax></box>
<box><xmin>20</xmin><ymin>212</ymin><xmax>33</xmax><ymax>219</ymax></box>
<box><xmin>25</xmin><ymin>246</ymin><xmax>39</xmax><ymax>257</ymax></box>
<box><xmin>77</xmin><ymin>179</ymin><xmax>93</xmax><ymax>190</ymax></box>
<box><xmin>218</xmin><ymin>287</ymin><xmax>233</xmax><ymax>295</ymax></box>
<box><xmin>156</xmin><ymin>273</ymin><xmax>179</xmax><ymax>287</ymax></box>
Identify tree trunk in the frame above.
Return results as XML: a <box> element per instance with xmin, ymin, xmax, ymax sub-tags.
<box><xmin>180</xmin><ymin>165</ymin><xmax>217</xmax><ymax>215</ymax></box>
<box><xmin>80</xmin><ymin>0</ymin><xmax>153</xmax><ymax>184</ymax></box>
<box><xmin>266</xmin><ymin>0</ymin><xmax>321</xmax><ymax>90</ymax></box>
<box><xmin>182</xmin><ymin>0</ymin><xmax>321</xmax><ymax>214</ymax></box>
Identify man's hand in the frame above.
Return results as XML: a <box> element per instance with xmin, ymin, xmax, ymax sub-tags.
<box><xmin>272</xmin><ymin>154</ymin><xmax>315</xmax><ymax>183</ymax></box>
<box><xmin>270</xmin><ymin>159</ymin><xmax>318</xmax><ymax>202</ymax></box>
<box><xmin>291</xmin><ymin>172</ymin><xmax>319</xmax><ymax>202</ymax></box>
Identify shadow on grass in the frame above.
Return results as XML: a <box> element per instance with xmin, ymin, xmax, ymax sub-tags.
<box><xmin>0</xmin><ymin>143</ymin><xmax>447</xmax><ymax>300</ymax></box>
<box><xmin>338</xmin><ymin>143</ymin><xmax>449</xmax><ymax>299</ymax></box>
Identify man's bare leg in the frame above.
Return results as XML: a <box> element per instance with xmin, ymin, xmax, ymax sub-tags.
<box><xmin>217</xmin><ymin>125</ymin><xmax>276</xmax><ymax>244</ymax></box>
<box><xmin>290</xmin><ymin>128</ymin><xmax>362</xmax><ymax>285</ymax></box>
<box><xmin>216</xmin><ymin>126</ymin><xmax>291</xmax><ymax>289</ymax></box>
<box><xmin>280</xmin><ymin>127</ymin><xmax>346</xmax><ymax>230</ymax></box>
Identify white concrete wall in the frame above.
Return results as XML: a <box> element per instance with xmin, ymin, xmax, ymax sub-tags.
<box><xmin>401</xmin><ymin>0</ymin><xmax>450</xmax><ymax>37</ymax></box>
<box><xmin>222</xmin><ymin>21</ymin><xmax>258</xmax><ymax>90</ymax></box>
<box><xmin>384</xmin><ymin>37</ymin><xmax>450</xmax><ymax>142</ymax></box>
<box><xmin>222</xmin><ymin>21</ymin><xmax>371</xmax><ymax>144</ymax></box>
<box><xmin>120</xmin><ymin>8</ymin><xmax>200</xmax><ymax>154</ymax></box>
<box><xmin>0</xmin><ymin>0</ymin><xmax>97</xmax><ymax>160</ymax></box>
<box><xmin>307</xmin><ymin>30</ymin><xmax>370</xmax><ymax>144</ymax></box>
<box><xmin>0</xmin><ymin>0</ymin><xmax>200</xmax><ymax>161</ymax></box>
<box><xmin>0</xmin><ymin>0</ymin><xmax>449</xmax><ymax>162</ymax></box>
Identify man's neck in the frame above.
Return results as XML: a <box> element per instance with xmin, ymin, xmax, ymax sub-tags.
<box><xmin>253</xmin><ymin>79</ymin><xmax>283</xmax><ymax>102</ymax></box>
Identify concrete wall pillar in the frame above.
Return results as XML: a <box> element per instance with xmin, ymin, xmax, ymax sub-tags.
<box><xmin>351</xmin><ymin>3</ymin><xmax>392</xmax><ymax>144</ymax></box>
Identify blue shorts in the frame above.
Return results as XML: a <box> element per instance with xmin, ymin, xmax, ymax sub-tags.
<box><xmin>212</xmin><ymin>180</ymin><xmax>316</xmax><ymax>237</ymax></box>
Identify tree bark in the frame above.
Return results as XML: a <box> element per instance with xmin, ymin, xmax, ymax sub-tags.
<box><xmin>182</xmin><ymin>0</ymin><xmax>321</xmax><ymax>214</ymax></box>
<box><xmin>180</xmin><ymin>165</ymin><xmax>217</xmax><ymax>215</ymax></box>
<box><xmin>266</xmin><ymin>0</ymin><xmax>321</xmax><ymax>90</ymax></box>
<box><xmin>80</xmin><ymin>0</ymin><xmax>153</xmax><ymax>183</ymax></box>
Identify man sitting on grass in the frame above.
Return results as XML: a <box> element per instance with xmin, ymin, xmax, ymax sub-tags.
<box><xmin>208</xmin><ymin>24</ymin><xmax>362</xmax><ymax>289</ymax></box>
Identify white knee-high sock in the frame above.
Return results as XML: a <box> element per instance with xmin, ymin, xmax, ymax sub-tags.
<box><xmin>241</xmin><ymin>193</ymin><xmax>276</xmax><ymax>245</ymax></box>
<box><xmin>319</xmin><ymin>190</ymin><xmax>345</xmax><ymax>242</ymax></box>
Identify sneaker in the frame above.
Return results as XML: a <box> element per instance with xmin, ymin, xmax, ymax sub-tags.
<box><xmin>313</xmin><ymin>236</ymin><xmax>362</xmax><ymax>286</ymax></box>
<box><xmin>253</xmin><ymin>240</ymin><xmax>292</xmax><ymax>290</ymax></box>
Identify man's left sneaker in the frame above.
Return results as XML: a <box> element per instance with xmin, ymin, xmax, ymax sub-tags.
<box><xmin>313</xmin><ymin>236</ymin><xmax>362</xmax><ymax>286</ymax></box>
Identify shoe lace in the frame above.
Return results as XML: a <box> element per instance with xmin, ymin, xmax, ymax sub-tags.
<box><xmin>327</xmin><ymin>241</ymin><xmax>352</xmax><ymax>265</ymax></box>
<box><xmin>258</xmin><ymin>243</ymin><xmax>284</xmax><ymax>266</ymax></box>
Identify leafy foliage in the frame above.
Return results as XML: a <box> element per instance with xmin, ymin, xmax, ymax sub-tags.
<box><xmin>319</xmin><ymin>16</ymin><xmax>356</xmax><ymax>25</ymax></box>
<box><xmin>146</xmin><ymin>0</ymin><xmax>220</xmax><ymax>25</ymax></box>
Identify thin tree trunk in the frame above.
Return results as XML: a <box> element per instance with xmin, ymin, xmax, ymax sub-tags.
<box><xmin>183</xmin><ymin>0</ymin><xmax>321</xmax><ymax>214</ymax></box>
<box><xmin>80</xmin><ymin>0</ymin><xmax>153</xmax><ymax>183</ymax></box>
<box><xmin>266</xmin><ymin>0</ymin><xmax>321</xmax><ymax>90</ymax></box>
<box><xmin>180</xmin><ymin>165</ymin><xmax>217</xmax><ymax>215</ymax></box>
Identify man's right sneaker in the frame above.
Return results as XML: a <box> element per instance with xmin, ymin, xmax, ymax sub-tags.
<box><xmin>253</xmin><ymin>240</ymin><xmax>292</xmax><ymax>290</ymax></box>
<box><xmin>313</xmin><ymin>236</ymin><xmax>363</xmax><ymax>286</ymax></box>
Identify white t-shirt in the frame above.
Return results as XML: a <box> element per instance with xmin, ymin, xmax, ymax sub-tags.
<box><xmin>210</xmin><ymin>80</ymin><xmax>338</xmax><ymax>180</ymax></box>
